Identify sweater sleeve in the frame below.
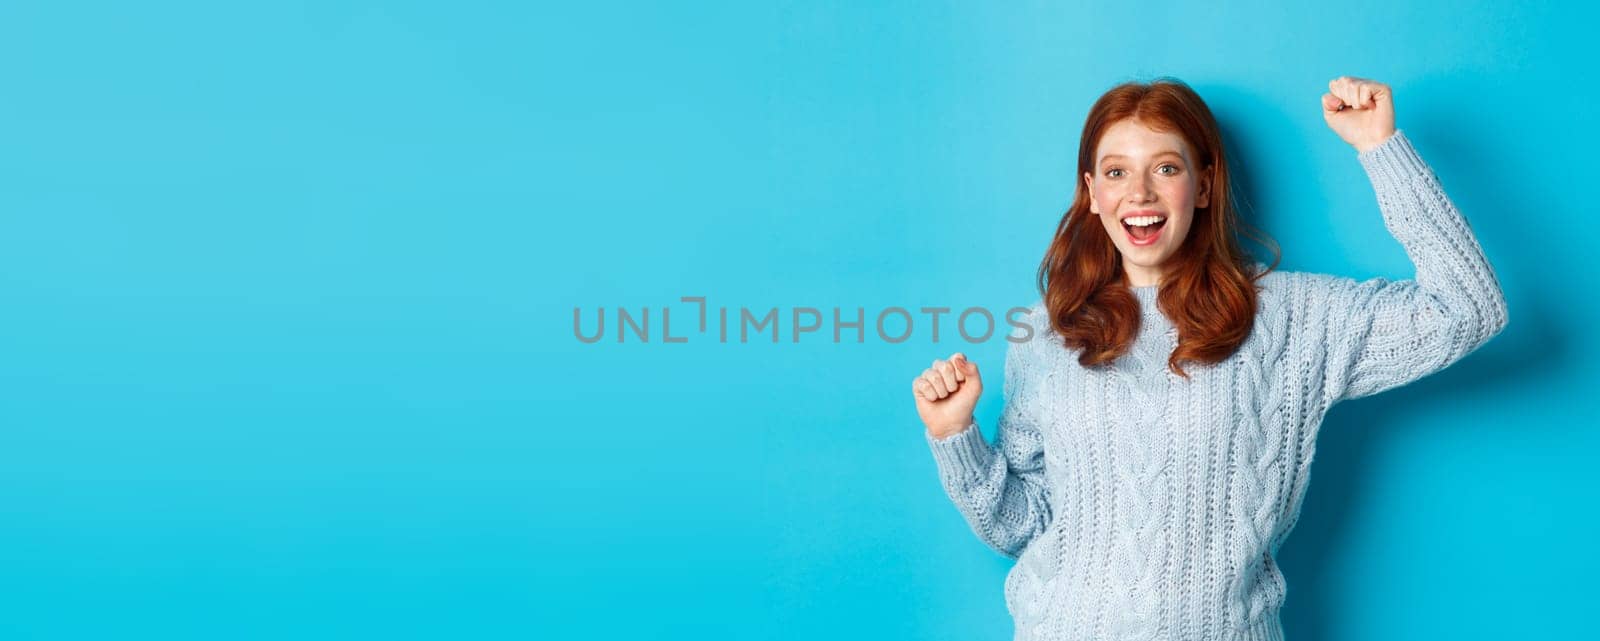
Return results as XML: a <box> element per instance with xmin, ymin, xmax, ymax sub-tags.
<box><xmin>1310</xmin><ymin>129</ymin><xmax>1509</xmax><ymax>405</ymax></box>
<box><xmin>924</xmin><ymin>335</ymin><xmax>1054</xmax><ymax>560</ymax></box>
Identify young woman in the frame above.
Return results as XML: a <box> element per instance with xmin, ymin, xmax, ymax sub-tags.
<box><xmin>911</xmin><ymin>77</ymin><xmax>1508</xmax><ymax>641</ymax></box>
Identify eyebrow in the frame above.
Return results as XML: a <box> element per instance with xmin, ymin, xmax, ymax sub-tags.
<box><xmin>1099</xmin><ymin>150</ymin><xmax>1184</xmax><ymax>163</ymax></box>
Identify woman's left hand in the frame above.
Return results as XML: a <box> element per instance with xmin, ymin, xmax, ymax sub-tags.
<box><xmin>1322</xmin><ymin>76</ymin><xmax>1397</xmax><ymax>153</ymax></box>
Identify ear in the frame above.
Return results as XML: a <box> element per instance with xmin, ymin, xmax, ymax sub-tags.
<box><xmin>1195</xmin><ymin>168</ymin><xmax>1212</xmax><ymax>209</ymax></box>
<box><xmin>1083</xmin><ymin>171</ymin><xmax>1099</xmax><ymax>214</ymax></box>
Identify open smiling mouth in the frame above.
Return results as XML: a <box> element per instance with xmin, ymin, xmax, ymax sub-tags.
<box><xmin>1123</xmin><ymin>217</ymin><xmax>1167</xmax><ymax>246</ymax></box>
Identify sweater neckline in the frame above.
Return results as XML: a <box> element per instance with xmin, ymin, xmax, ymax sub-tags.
<box><xmin>1131</xmin><ymin>283</ymin><xmax>1163</xmax><ymax>319</ymax></box>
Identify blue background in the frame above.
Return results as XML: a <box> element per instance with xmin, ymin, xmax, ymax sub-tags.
<box><xmin>2</xmin><ymin>1</ymin><xmax>1595</xmax><ymax>639</ymax></box>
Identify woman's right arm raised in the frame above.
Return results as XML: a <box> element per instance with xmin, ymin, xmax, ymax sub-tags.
<box><xmin>916</xmin><ymin>344</ymin><xmax>1054</xmax><ymax>560</ymax></box>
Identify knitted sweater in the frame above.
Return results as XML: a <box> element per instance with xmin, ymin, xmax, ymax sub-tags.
<box><xmin>924</xmin><ymin>130</ymin><xmax>1508</xmax><ymax>641</ymax></box>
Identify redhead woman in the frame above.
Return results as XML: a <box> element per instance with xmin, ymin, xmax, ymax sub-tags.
<box><xmin>912</xmin><ymin>77</ymin><xmax>1507</xmax><ymax>641</ymax></box>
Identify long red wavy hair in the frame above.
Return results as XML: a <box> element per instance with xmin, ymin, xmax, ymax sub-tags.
<box><xmin>1038</xmin><ymin>78</ymin><xmax>1280</xmax><ymax>379</ymax></box>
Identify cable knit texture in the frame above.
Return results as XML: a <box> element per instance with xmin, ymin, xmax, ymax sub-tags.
<box><xmin>924</xmin><ymin>130</ymin><xmax>1508</xmax><ymax>641</ymax></box>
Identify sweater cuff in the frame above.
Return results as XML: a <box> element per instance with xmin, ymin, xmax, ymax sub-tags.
<box><xmin>1356</xmin><ymin>129</ymin><xmax>1430</xmax><ymax>186</ymax></box>
<box><xmin>925</xmin><ymin>421</ymin><xmax>993</xmax><ymax>482</ymax></box>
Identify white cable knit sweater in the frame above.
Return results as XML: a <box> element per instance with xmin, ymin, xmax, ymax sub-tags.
<box><xmin>924</xmin><ymin>130</ymin><xmax>1508</xmax><ymax>641</ymax></box>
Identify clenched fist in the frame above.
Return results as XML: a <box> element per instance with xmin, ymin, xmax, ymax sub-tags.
<box><xmin>1322</xmin><ymin>76</ymin><xmax>1397</xmax><ymax>153</ymax></box>
<box><xmin>913</xmin><ymin>352</ymin><xmax>982</xmax><ymax>440</ymax></box>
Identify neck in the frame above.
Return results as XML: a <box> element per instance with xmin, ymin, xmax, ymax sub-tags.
<box><xmin>1123</xmin><ymin>260</ymin><xmax>1164</xmax><ymax>288</ymax></box>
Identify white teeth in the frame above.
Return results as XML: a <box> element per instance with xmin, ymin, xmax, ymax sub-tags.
<box><xmin>1124</xmin><ymin>215</ymin><xmax>1166</xmax><ymax>227</ymax></box>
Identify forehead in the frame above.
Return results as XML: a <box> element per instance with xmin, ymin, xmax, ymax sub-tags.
<box><xmin>1095</xmin><ymin>120</ymin><xmax>1191</xmax><ymax>163</ymax></box>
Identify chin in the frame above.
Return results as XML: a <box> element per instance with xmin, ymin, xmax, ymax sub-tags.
<box><xmin>1118</xmin><ymin>248</ymin><xmax>1179</xmax><ymax>274</ymax></box>
<box><xmin>1120</xmin><ymin>245</ymin><xmax>1169</xmax><ymax>261</ymax></box>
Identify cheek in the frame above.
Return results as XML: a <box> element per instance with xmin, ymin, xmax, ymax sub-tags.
<box><xmin>1098</xmin><ymin>208</ymin><xmax>1119</xmax><ymax>232</ymax></box>
<box><xmin>1093</xmin><ymin>184</ymin><xmax>1118</xmax><ymax>209</ymax></box>
<box><xmin>1165</xmin><ymin>181</ymin><xmax>1197</xmax><ymax>204</ymax></box>
<box><xmin>1171</xmin><ymin>213</ymin><xmax>1195</xmax><ymax>236</ymax></box>
<box><xmin>1095</xmin><ymin>187</ymin><xmax>1121</xmax><ymax>220</ymax></box>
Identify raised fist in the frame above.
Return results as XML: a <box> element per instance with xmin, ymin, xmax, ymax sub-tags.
<box><xmin>1322</xmin><ymin>76</ymin><xmax>1397</xmax><ymax>153</ymax></box>
<box><xmin>913</xmin><ymin>352</ymin><xmax>983</xmax><ymax>440</ymax></box>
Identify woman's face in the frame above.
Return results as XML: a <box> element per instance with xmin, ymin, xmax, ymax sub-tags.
<box><xmin>1082</xmin><ymin>119</ymin><xmax>1210</xmax><ymax>287</ymax></box>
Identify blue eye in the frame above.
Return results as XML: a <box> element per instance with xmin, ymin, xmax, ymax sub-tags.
<box><xmin>1105</xmin><ymin>165</ymin><xmax>1179</xmax><ymax>178</ymax></box>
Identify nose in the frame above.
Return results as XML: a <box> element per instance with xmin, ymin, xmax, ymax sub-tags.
<box><xmin>1129</xmin><ymin>175</ymin><xmax>1156</xmax><ymax>203</ymax></box>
